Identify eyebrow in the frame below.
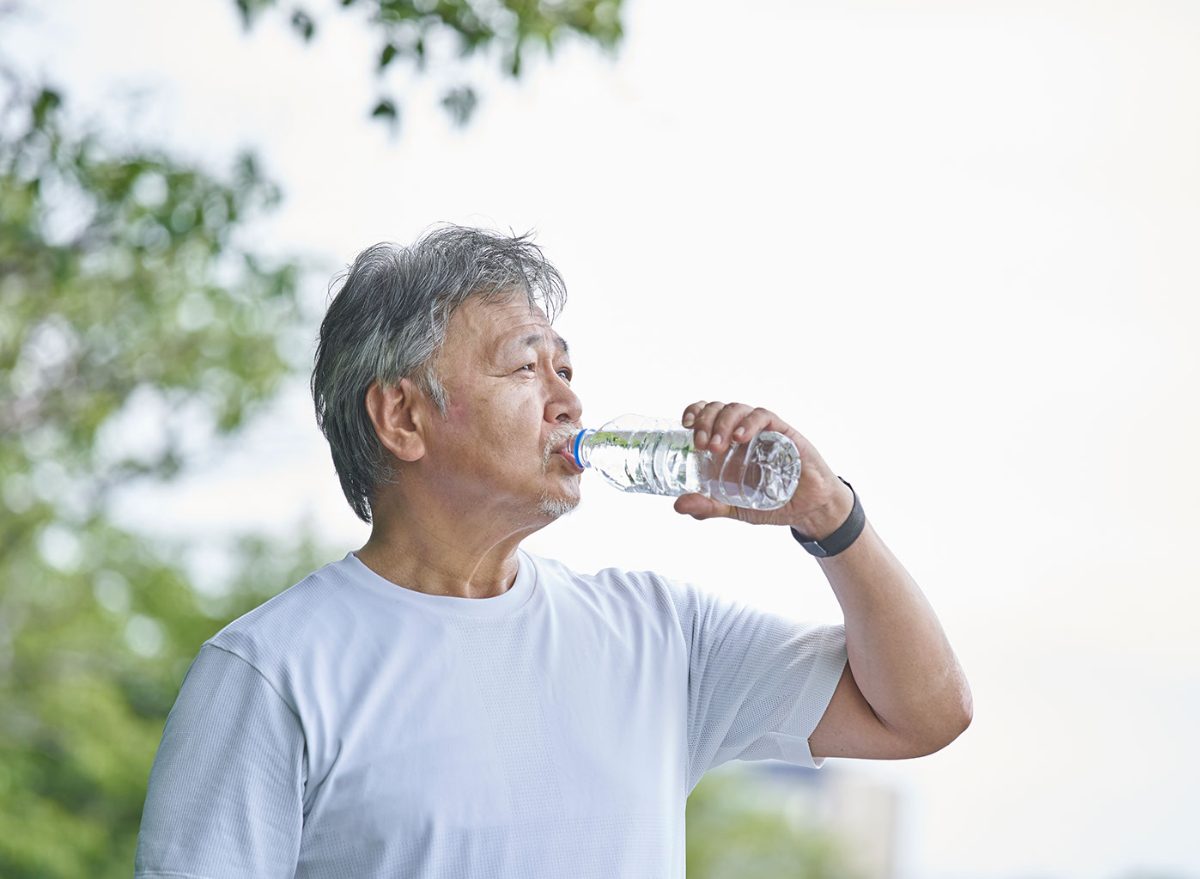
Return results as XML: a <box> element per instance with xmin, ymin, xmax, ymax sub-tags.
<box><xmin>510</xmin><ymin>332</ymin><xmax>570</xmax><ymax>355</ymax></box>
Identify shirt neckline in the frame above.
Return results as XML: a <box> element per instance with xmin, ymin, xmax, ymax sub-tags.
<box><xmin>341</xmin><ymin>549</ymin><xmax>537</xmax><ymax>618</ymax></box>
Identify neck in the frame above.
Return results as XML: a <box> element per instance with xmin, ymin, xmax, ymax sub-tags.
<box><xmin>355</xmin><ymin>491</ymin><xmax>541</xmax><ymax>600</ymax></box>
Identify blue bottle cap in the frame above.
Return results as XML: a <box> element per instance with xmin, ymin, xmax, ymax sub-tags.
<box><xmin>572</xmin><ymin>429</ymin><xmax>592</xmax><ymax>469</ymax></box>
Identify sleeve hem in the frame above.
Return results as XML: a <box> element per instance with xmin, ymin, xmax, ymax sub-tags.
<box><xmin>780</xmin><ymin>631</ymin><xmax>848</xmax><ymax>769</ymax></box>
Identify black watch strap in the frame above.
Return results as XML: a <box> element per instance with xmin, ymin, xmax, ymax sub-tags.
<box><xmin>790</xmin><ymin>477</ymin><xmax>865</xmax><ymax>558</ymax></box>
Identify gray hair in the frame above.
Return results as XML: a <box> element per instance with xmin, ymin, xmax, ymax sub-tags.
<box><xmin>311</xmin><ymin>225</ymin><xmax>568</xmax><ymax>524</ymax></box>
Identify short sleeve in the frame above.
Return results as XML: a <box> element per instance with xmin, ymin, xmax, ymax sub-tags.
<box><xmin>666</xmin><ymin>580</ymin><xmax>847</xmax><ymax>793</ymax></box>
<box><xmin>135</xmin><ymin>644</ymin><xmax>305</xmax><ymax>879</ymax></box>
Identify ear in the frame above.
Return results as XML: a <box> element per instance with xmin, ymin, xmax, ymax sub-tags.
<box><xmin>364</xmin><ymin>377</ymin><xmax>428</xmax><ymax>463</ymax></box>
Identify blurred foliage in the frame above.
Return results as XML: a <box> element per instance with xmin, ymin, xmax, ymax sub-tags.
<box><xmin>232</xmin><ymin>0</ymin><xmax>625</xmax><ymax>130</ymax></box>
<box><xmin>686</xmin><ymin>769</ymin><xmax>858</xmax><ymax>878</ymax></box>
<box><xmin>0</xmin><ymin>73</ymin><xmax>330</xmax><ymax>877</ymax></box>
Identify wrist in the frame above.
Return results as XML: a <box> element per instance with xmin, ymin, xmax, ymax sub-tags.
<box><xmin>791</xmin><ymin>478</ymin><xmax>856</xmax><ymax>540</ymax></box>
<box><xmin>790</xmin><ymin>477</ymin><xmax>865</xmax><ymax>558</ymax></box>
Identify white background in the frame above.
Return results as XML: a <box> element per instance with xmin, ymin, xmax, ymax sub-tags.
<box><xmin>6</xmin><ymin>1</ymin><xmax>1199</xmax><ymax>877</ymax></box>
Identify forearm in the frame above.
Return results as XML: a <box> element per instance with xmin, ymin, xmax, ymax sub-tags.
<box><xmin>795</xmin><ymin>488</ymin><xmax>972</xmax><ymax>750</ymax></box>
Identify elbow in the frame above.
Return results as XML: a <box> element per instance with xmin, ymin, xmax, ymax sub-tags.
<box><xmin>959</xmin><ymin>681</ymin><xmax>975</xmax><ymax>731</ymax></box>
<box><xmin>901</xmin><ymin>680</ymin><xmax>973</xmax><ymax>758</ymax></box>
<box><xmin>945</xmin><ymin>682</ymin><xmax>974</xmax><ymax>744</ymax></box>
<box><xmin>923</xmin><ymin>680</ymin><xmax>974</xmax><ymax>755</ymax></box>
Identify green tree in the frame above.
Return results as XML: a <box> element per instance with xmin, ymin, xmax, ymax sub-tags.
<box><xmin>0</xmin><ymin>74</ymin><xmax>328</xmax><ymax>877</ymax></box>
<box><xmin>233</xmin><ymin>0</ymin><xmax>626</xmax><ymax>129</ymax></box>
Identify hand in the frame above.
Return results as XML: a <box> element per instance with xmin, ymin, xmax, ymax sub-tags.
<box><xmin>674</xmin><ymin>400</ymin><xmax>855</xmax><ymax>537</ymax></box>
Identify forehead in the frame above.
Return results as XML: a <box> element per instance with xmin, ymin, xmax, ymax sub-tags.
<box><xmin>445</xmin><ymin>292</ymin><xmax>568</xmax><ymax>360</ymax></box>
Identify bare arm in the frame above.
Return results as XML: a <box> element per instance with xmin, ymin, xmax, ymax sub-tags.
<box><xmin>803</xmin><ymin>496</ymin><xmax>972</xmax><ymax>758</ymax></box>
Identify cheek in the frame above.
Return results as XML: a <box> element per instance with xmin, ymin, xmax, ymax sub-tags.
<box><xmin>442</xmin><ymin>383</ymin><xmax>543</xmax><ymax>444</ymax></box>
<box><xmin>444</xmin><ymin>399</ymin><xmax>471</xmax><ymax>425</ymax></box>
<box><xmin>440</xmin><ymin>380</ymin><xmax>479</xmax><ymax>426</ymax></box>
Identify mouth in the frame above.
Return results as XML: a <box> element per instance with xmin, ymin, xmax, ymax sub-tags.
<box><xmin>556</xmin><ymin>447</ymin><xmax>584</xmax><ymax>473</ymax></box>
<box><xmin>547</xmin><ymin>430</ymin><xmax>584</xmax><ymax>473</ymax></box>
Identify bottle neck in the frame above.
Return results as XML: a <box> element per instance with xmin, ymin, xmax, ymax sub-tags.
<box><xmin>572</xmin><ymin>429</ymin><xmax>596</xmax><ymax>469</ymax></box>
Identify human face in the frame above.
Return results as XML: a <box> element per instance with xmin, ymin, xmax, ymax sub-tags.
<box><xmin>420</xmin><ymin>291</ymin><xmax>584</xmax><ymax>525</ymax></box>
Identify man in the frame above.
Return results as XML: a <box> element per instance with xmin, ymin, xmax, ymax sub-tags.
<box><xmin>135</xmin><ymin>226</ymin><xmax>971</xmax><ymax>878</ymax></box>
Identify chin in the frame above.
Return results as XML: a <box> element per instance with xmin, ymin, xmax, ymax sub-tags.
<box><xmin>537</xmin><ymin>492</ymin><xmax>580</xmax><ymax>520</ymax></box>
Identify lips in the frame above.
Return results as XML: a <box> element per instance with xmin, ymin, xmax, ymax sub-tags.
<box><xmin>556</xmin><ymin>446</ymin><xmax>583</xmax><ymax>472</ymax></box>
<box><xmin>549</xmin><ymin>431</ymin><xmax>584</xmax><ymax>472</ymax></box>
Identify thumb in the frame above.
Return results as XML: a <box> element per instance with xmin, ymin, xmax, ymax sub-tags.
<box><xmin>673</xmin><ymin>492</ymin><xmax>730</xmax><ymax>520</ymax></box>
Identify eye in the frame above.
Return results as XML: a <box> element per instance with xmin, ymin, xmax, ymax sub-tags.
<box><xmin>516</xmin><ymin>363</ymin><xmax>572</xmax><ymax>382</ymax></box>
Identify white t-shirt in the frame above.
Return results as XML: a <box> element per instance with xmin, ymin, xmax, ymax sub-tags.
<box><xmin>135</xmin><ymin>549</ymin><xmax>847</xmax><ymax>878</ymax></box>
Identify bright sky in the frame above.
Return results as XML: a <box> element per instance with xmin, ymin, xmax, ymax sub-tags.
<box><xmin>7</xmin><ymin>1</ymin><xmax>1200</xmax><ymax>877</ymax></box>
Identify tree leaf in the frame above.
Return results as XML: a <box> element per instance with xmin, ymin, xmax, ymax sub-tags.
<box><xmin>233</xmin><ymin>0</ymin><xmax>277</xmax><ymax>29</ymax></box>
<box><xmin>439</xmin><ymin>85</ymin><xmax>477</xmax><ymax>127</ymax></box>
<box><xmin>290</xmin><ymin>8</ymin><xmax>316</xmax><ymax>41</ymax></box>
<box><xmin>378</xmin><ymin>42</ymin><xmax>398</xmax><ymax>71</ymax></box>
<box><xmin>369</xmin><ymin>97</ymin><xmax>401</xmax><ymax>134</ymax></box>
<box><xmin>370</xmin><ymin>98</ymin><xmax>398</xmax><ymax>120</ymax></box>
<box><xmin>32</xmin><ymin>88</ymin><xmax>63</xmax><ymax>128</ymax></box>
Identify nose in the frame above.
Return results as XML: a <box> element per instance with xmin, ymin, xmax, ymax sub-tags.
<box><xmin>546</xmin><ymin>375</ymin><xmax>582</xmax><ymax>427</ymax></box>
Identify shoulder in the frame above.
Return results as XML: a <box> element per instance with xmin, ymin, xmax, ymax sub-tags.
<box><xmin>204</xmin><ymin>553</ymin><xmax>372</xmax><ymax>680</ymax></box>
<box><xmin>521</xmin><ymin>550</ymin><xmax>703</xmax><ymax>631</ymax></box>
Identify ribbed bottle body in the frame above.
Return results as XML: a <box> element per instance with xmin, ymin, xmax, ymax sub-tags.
<box><xmin>574</xmin><ymin>415</ymin><xmax>800</xmax><ymax>511</ymax></box>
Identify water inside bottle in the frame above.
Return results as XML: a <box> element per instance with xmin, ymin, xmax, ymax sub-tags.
<box><xmin>585</xmin><ymin>428</ymin><xmax>701</xmax><ymax>496</ymax></box>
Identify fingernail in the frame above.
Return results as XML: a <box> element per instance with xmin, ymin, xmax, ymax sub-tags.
<box><xmin>695</xmin><ymin>430</ymin><xmax>707</xmax><ymax>446</ymax></box>
<box><xmin>733</xmin><ymin>427</ymin><xmax>745</xmax><ymax>438</ymax></box>
<box><xmin>711</xmin><ymin>434</ymin><xmax>722</xmax><ymax>447</ymax></box>
<box><xmin>683</xmin><ymin>414</ymin><xmax>694</xmax><ymax>427</ymax></box>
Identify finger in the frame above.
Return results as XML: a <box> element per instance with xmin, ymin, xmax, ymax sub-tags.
<box><xmin>725</xmin><ymin>406</ymin><xmax>777</xmax><ymax>452</ymax></box>
<box><xmin>692</xmin><ymin>401</ymin><xmax>726</xmax><ymax>449</ymax></box>
<box><xmin>709</xmin><ymin>402</ymin><xmax>760</xmax><ymax>455</ymax></box>
<box><xmin>673</xmin><ymin>492</ymin><xmax>732</xmax><ymax>520</ymax></box>
<box><xmin>681</xmin><ymin>401</ymin><xmax>708</xmax><ymax>429</ymax></box>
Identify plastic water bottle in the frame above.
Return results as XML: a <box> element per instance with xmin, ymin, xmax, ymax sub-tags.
<box><xmin>570</xmin><ymin>414</ymin><xmax>801</xmax><ymax>511</ymax></box>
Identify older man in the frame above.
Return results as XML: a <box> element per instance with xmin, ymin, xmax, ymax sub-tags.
<box><xmin>135</xmin><ymin>226</ymin><xmax>971</xmax><ymax>878</ymax></box>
